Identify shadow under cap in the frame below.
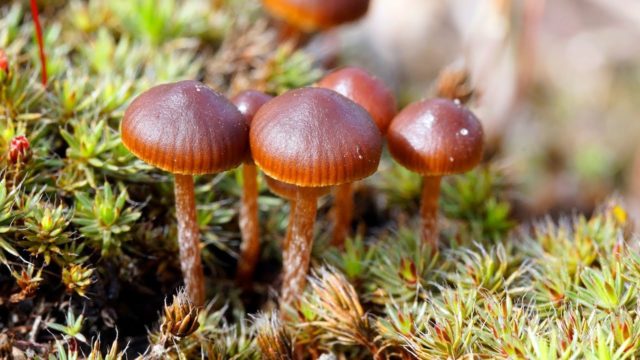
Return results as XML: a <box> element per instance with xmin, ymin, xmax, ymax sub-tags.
<box><xmin>121</xmin><ymin>80</ymin><xmax>248</xmax><ymax>175</ymax></box>
<box><xmin>251</xmin><ymin>87</ymin><xmax>383</xmax><ymax>187</ymax></box>
<box><xmin>387</xmin><ymin>98</ymin><xmax>484</xmax><ymax>176</ymax></box>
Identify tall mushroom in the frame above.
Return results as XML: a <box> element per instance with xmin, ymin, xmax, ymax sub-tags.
<box><xmin>121</xmin><ymin>80</ymin><xmax>247</xmax><ymax>306</ymax></box>
<box><xmin>251</xmin><ymin>87</ymin><xmax>382</xmax><ymax>308</ymax></box>
<box><xmin>231</xmin><ymin>90</ymin><xmax>273</xmax><ymax>284</ymax></box>
<box><xmin>318</xmin><ymin>67</ymin><xmax>396</xmax><ymax>247</ymax></box>
<box><xmin>262</xmin><ymin>0</ymin><xmax>370</xmax><ymax>43</ymax></box>
<box><xmin>386</xmin><ymin>98</ymin><xmax>484</xmax><ymax>247</ymax></box>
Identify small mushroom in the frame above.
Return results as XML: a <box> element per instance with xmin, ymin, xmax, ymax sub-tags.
<box><xmin>231</xmin><ymin>90</ymin><xmax>273</xmax><ymax>284</ymax></box>
<box><xmin>318</xmin><ymin>67</ymin><xmax>396</xmax><ymax>247</ymax></box>
<box><xmin>386</xmin><ymin>98</ymin><xmax>484</xmax><ymax>247</ymax></box>
<box><xmin>121</xmin><ymin>80</ymin><xmax>247</xmax><ymax>306</ymax></box>
<box><xmin>251</xmin><ymin>87</ymin><xmax>382</xmax><ymax>308</ymax></box>
<box><xmin>262</xmin><ymin>0</ymin><xmax>370</xmax><ymax>43</ymax></box>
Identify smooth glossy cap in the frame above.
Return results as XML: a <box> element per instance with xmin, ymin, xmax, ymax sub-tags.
<box><xmin>265</xmin><ymin>175</ymin><xmax>330</xmax><ymax>199</ymax></box>
<box><xmin>121</xmin><ymin>80</ymin><xmax>248</xmax><ymax>175</ymax></box>
<box><xmin>262</xmin><ymin>0</ymin><xmax>370</xmax><ymax>32</ymax></box>
<box><xmin>251</xmin><ymin>87</ymin><xmax>382</xmax><ymax>187</ymax></box>
<box><xmin>231</xmin><ymin>90</ymin><xmax>274</xmax><ymax>127</ymax></box>
<box><xmin>318</xmin><ymin>67</ymin><xmax>396</xmax><ymax>134</ymax></box>
<box><xmin>387</xmin><ymin>98</ymin><xmax>484</xmax><ymax>176</ymax></box>
<box><xmin>232</xmin><ymin>90</ymin><xmax>274</xmax><ymax>163</ymax></box>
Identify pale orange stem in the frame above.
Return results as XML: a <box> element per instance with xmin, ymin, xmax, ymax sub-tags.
<box><xmin>420</xmin><ymin>176</ymin><xmax>442</xmax><ymax>247</ymax></box>
<box><xmin>280</xmin><ymin>190</ymin><xmax>317</xmax><ymax>310</ymax></box>
<box><xmin>330</xmin><ymin>182</ymin><xmax>354</xmax><ymax>247</ymax></box>
<box><xmin>236</xmin><ymin>164</ymin><xmax>260</xmax><ymax>284</ymax></box>
<box><xmin>283</xmin><ymin>199</ymin><xmax>296</xmax><ymax>253</ymax></box>
<box><xmin>174</xmin><ymin>174</ymin><xmax>205</xmax><ymax>306</ymax></box>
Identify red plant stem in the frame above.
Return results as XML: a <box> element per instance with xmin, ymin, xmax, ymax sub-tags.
<box><xmin>174</xmin><ymin>174</ymin><xmax>205</xmax><ymax>306</ymax></box>
<box><xmin>420</xmin><ymin>176</ymin><xmax>442</xmax><ymax>247</ymax></box>
<box><xmin>330</xmin><ymin>182</ymin><xmax>354</xmax><ymax>247</ymax></box>
<box><xmin>30</xmin><ymin>0</ymin><xmax>47</xmax><ymax>86</ymax></box>
<box><xmin>280</xmin><ymin>190</ymin><xmax>317</xmax><ymax>310</ymax></box>
<box><xmin>236</xmin><ymin>163</ymin><xmax>260</xmax><ymax>284</ymax></box>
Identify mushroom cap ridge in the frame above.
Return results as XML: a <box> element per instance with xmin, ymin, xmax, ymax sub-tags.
<box><xmin>250</xmin><ymin>87</ymin><xmax>382</xmax><ymax>187</ymax></box>
<box><xmin>121</xmin><ymin>80</ymin><xmax>248</xmax><ymax>175</ymax></box>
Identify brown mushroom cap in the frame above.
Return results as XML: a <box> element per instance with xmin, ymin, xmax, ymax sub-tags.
<box><xmin>265</xmin><ymin>175</ymin><xmax>330</xmax><ymax>199</ymax></box>
<box><xmin>262</xmin><ymin>0</ymin><xmax>370</xmax><ymax>32</ymax></box>
<box><xmin>232</xmin><ymin>90</ymin><xmax>274</xmax><ymax>163</ymax></box>
<box><xmin>318</xmin><ymin>67</ymin><xmax>396</xmax><ymax>134</ymax></box>
<box><xmin>387</xmin><ymin>98</ymin><xmax>484</xmax><ymax>176</ymax></box>
<box><xmin>231</xmin><ymin>90</ymin><xmax>274</xmax><ymax>128</ymax></box>
<box><xmin>251</xmin><ymin>87</ymin><xmax>382</xmax><ymax>187</ymax></box>
<box><xmin>121</xmin><ymin>80</ymin><xmax>248</xmax><ymax>175</ymax></box>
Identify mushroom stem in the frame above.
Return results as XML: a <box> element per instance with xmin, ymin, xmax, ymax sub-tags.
<box><xmin>420</xmin><ymin>176</ymin><xmax>442</xmax><ymax>247</ymax></box>
<box><xmin>330</xmin><ymin>182</ymin><xmax>354</xmax><ymax>247</ymax></box>
<box><xmin>283</xmin><ymin>199</ymin><xmax>296</xmax><ymax>252</ymax></box>
<box><xmin>174</xmin><ymin>174</ymin><xmax>206</xmax><ymax>306</ymax></box>
<box><xmin>276</xmin><ymin>21</ymin><xmax>307</xmax><ymax>48</ymax></box>
<box><xmin>280</xmin><ymin>190</ymin><xmax>317</xmax><ymax>309</ymax></box>
<box><xmin>236</xmin><ymin>163</ymin><xmax>260</xmax><ymax>284</ymax></box>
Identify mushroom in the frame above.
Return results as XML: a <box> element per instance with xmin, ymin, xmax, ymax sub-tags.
<box><xmin>231</xmin><ymin>90</ymin><xmax>273</xmax><ymax>284</ymax></box>
<box><xmin>262</xmin><ymin>0</ymin><xmax>370</xmax><ymax>43</ymax></box>
<box><xmin>318</xmin><ymin>67</ymin><xmax>396</xmax><ymax>247</ymax></box>
<box><xmin>251</xmin><ymin>87</ymin><xmax>382</xmax><ymax>308</ymax></box>
<box><xmin>121</xmin><ymin>80</ymin><xmax>247</xmax><ymax>306</ymax></box>
<box><xmin>386</xmin><ymin>98</ymin><xmax>484</xmax><ymax>247</ymax></box>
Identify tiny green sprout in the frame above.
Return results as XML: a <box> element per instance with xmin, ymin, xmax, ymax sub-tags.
<box><xmin>73</xmin><ymin>182</ymin><xmax>141</xmax><ymax>257</ymax></box>
<box><xmin>265</xmin><ymin>45</ymin><xmax>323</xmax><ymax>95</ymax></box>
<box><xmin>376</xmin><ymin>302</ymin><xmax>428</xmax><ymax>348</ymax></box>
<box><xmin>62</xmin><ymin>264</ymin><xmax>95</xmax><ymax>298</ymax></box>
<box><xmin>50</xmin><ymin>340</ymin><xmax>79</xmax><ymax>360</ymax></box>
<box><xmin>0</xmin><ymin>179</ymin><xmax>19</xmax><ymax>263</ymax></box>
<box><xmin>441</xmin><ymin>166</ymin><xmax>515</xmax><ymax>243</ymax></box>
<box><xmin>47</xmin><ymin>308</ymin><xmax>87</xmax><ymax>344</ymax></box>
<box><xmin>20</xmin><ymin>200</ymin><xmax>73</xmax><ymax>265</ymax></box>
<box><xmin>366</xmin><ymin>227</ymin><xmax>439</xmax><ymax>304</ymax></box>
<box><xmin>447</xmin><ymin>243</ymin><xmax>526</xmax><ymax>295</ymax></box>
<box><xmin>51</xmin><ymin>70</ymin><xmax>90</xmax><ymax>118</ymax></box>
<box><xmin>87</xmin><ymin>337</ymin><xmax>125</xmax><ymax>360</ymax></box>
<box><xmin>324</xmin><ymin>235</ymin><xmax>375</xmax><ymax>281</ymax></box>
<box><xmin>569</xmin><ymin>263</ymin><xmax>636</xmax><ymax>312</ymax></box>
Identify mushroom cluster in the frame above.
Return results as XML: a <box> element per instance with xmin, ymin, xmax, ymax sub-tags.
<box><xmin>120</xmin><ymin>67</ymin><xmax>483</xmax><ymax>308</ymax></box>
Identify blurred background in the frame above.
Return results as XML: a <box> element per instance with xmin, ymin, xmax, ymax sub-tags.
<box><xmin>330</xmin><ymin>0</ymin><xmax>640</xmax><ymax>220</ymax></box>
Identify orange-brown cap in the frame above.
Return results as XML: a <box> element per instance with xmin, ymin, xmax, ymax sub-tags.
<box><xmin>265</xmin><ymin>175</ymin><xmax>330</xmax><ymax>199</ymax></box>
<box><xmin>387</xmin><ymin>98</ymin><xmax>484</xmax><ymax>176</ymax></box>
<box><xmin>318</xmin><ymin>67</ymin><xmax>396</xmax><ymax>134</ymax></box>
<box><xmin>262</xmin><ymin>0</ymin><xmax>370</xmax><ymax>32</ymax></box>
<box><xmin>121</xmin><ymin>80</ymin><xmax>248</xmax><ymax>175</ymax></box>
<box><xmin>251</xmin><ymin>87</ymin><xmax>382</xmax><ymax>187</ymax></box>
<box><xmin>232</xmin><ymin>90</ymin><xmax>274</xmax><ymax>163</ymax></box>
<box><xmin>231</xmin><ymin>90</ymin><xmax>274</xmax><ymax>127</ymax></box>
